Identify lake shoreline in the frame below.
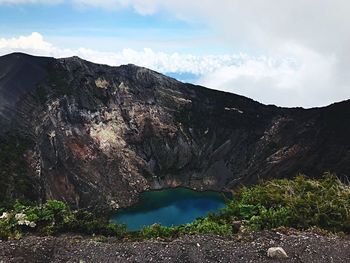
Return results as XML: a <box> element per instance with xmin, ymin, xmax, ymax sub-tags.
<box><xmin>110</xmin><ymin>187</ymin><xmax>228</xmax><ymax>230</ymax></box>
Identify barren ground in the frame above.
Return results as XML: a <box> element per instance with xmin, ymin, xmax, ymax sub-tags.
<box><xmin>1</xmin><ymin>230</ymin><xmax>349</xmax><ymax>262</ymax></box>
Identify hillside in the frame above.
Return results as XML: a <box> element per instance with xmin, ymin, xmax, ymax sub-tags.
<box><xmin>0</xmin><ymin>52</ymin><xmax>349</xmax><ymax>209</ymax></box>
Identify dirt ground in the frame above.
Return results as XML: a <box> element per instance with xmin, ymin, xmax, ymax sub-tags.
<box><xmin>1</xmin><ymin>230</ymin><xmax>349</xmax><ymax>263</ymax></box>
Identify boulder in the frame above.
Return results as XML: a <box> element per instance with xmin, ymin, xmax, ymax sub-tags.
<box><xmin>267</xmin><ymin>247</ymin><xmax>288</xmax><ymax>259</ymax></box>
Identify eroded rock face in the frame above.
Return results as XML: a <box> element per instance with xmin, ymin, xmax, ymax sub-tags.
<box><xmin>0</xmin><ymin>52</ymin><xmax>350</xmax><ymax>210</ymax></box>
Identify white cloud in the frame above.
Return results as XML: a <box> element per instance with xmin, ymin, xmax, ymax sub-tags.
<box><xmin>0</xmin><ymin>32</ymin><xmax>73</xmax><ymax>57</ymax></box>
<box><xmin>0</xmin><ymin>32</ymin><xmax>260</xmax><ymax>75</ymax></box>
<box><xmin>62</xmin><ymin>0</ymin><xmax>350</xmax><ymax>107</ymax></box>
<box><xmin>1</xmin><ymin>32</ymin><xmax>348</xmax><ymax>108</ymax></box>
<box><xmin>198</xmin><ymin>47</ymin><xmax>340</xmax><ymax>107</ymax></box>
<box><xmin>1</xmin><ymin>32</ymin><xmax>52</xmax><ymax>52</ymax></box>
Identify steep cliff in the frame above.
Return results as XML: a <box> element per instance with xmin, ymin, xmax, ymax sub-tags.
<box><xmin>0</xmin><ymin>52</ymin><xmax>349</xmax><ymax>209</ymax></box>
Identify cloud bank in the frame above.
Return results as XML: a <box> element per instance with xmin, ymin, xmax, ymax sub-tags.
<box><xmin>1</xmin><ymin>32</ymin><xmax>279</xmax><ymax>75</ymax></box>
<box><xmin>0</xmin><ymin>32</ymin><xmax>347</xmax><ymax>108</ymax></box>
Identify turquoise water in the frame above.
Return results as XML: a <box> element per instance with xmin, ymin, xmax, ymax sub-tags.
<box><xmin>111</xmin><ymin>188</ymin><xmax>227</xmax><ymax>231</ymax></box>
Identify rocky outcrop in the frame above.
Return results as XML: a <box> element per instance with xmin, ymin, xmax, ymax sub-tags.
<box><xmin>0</xmin><ymin>52</ymin><xmax>349</xmax><ymax>209</ymax></box>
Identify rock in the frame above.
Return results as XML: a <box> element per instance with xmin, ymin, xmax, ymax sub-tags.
<box><xmin>267</xmin><ymin>247</ymin><xmax>288</xmax><ymax>259</ymax></box>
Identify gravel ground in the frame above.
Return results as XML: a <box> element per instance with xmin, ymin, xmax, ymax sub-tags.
<box><xmin>0</xmin><ymin>231</ymin><xmax>349</xmax><ymax>263</ymax></box>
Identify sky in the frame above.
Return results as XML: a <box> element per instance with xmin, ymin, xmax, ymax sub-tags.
<box><xmin>0</xmin><ymin>1</ymin><xmax>349</xmax><ymax>108</ymax></box>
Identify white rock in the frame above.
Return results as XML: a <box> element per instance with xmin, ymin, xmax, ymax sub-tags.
<box><xmin>267</xmin><ymin>247</ymin><xmax>288</xmax><ymax>259</ymax></box>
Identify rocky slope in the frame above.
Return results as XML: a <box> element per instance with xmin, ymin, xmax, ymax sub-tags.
<box><xmin>0</xmin><ymin>52</ymin><xmax>349</xmax><ymax>209</ymax></box>
<box><xmin>1</xmin><ymin>231</ymin><xmax>349</xmax><ymax>262</ymax></box>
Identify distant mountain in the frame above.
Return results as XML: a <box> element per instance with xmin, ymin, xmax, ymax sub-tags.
<box><xmin>0</xmin><ymin>52</ymin><xmax>349</xmax><ymax>209</ymax></box>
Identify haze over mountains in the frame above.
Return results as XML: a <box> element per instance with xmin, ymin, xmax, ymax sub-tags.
<box><xmin>0</xmin><ymin>52</ymin><xmax>349</xmax><ymax>209</ymax></box>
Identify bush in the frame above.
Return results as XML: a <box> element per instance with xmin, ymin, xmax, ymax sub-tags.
<box><xmin>220</xmin><ymin>173</ymin><xmax>350</xmax><ymax>233</ymax></box>
<box><xmin>0</xmin><ymin>200</ymin><xmax>126</xmax><ymax>240</ymax></box>
<box><xmin>181</xmin><ymin>217</ymin><xmax>232</xmax><ymax>236</ymax></box>
<box><xmin>138</xmin><ymin>218</ymin><xmax>233</xmax><ymax>239</ymax></box>
<box><xmin>141</xmin><ymin>224</ymin><xmax>180</xmax><ymax>239</ymax></box>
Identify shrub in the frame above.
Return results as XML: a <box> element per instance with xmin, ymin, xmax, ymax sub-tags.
<box><xmin>141</xmin><ymin>224</ymin><xmax>180</xmax><ymax>239</ymax></box>
<box><xmin>182</xmin><ymin>217</ymin><xmax>232</xmax><ymax>236</ymax></box>
<box><xmin>0</xmin><ymin>200</ymin><xmax>126</xmax><ymax>240</ymax></box>
<box><xmin>221</xmin><ymin>173</ymin><xmax>350</xmax><ymax>233</ymax></box>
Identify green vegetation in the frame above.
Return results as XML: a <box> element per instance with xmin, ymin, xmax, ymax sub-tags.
<box><xmin>136</xmin><ymin>217</ymin><xmax>232</xmax><ymax>240</ymax></box>
<box><xmin>1</xmin><ymin>173</ymin><xmax>349</xmax><ymax>240</ymax></box>
<box><xmin>222</xmin><ymin>172</ymin><xmax>350</xmax><ymax>232</ymax></box>
<box><xmin>0</xmin><ymin>200</ymin><xmax>126</xmax><ymax>240</ymax></box>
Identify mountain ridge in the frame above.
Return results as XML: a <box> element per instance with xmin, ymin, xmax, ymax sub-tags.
<box><xmin>3</xmin><ymin>52</ymin><xmax>350</xmax><ymax>110</ymax></box>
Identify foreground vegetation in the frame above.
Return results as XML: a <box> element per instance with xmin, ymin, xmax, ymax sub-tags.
<box><xmin>1</xmin><ymin>173</ymin><xmax>349</xmax><ymax>240</ymax></box>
